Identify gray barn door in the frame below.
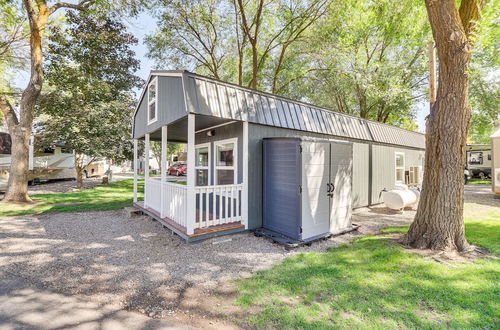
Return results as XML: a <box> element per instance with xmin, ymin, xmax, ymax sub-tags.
<box><xmin>301</xmin><ymin>141</ymin><xmax>331</xmax><ymax>240</ymax></box>
<box><xmin>329</xmin><ymin>142</ymin><xmax>353</xmax><ymax>234</ymax></box>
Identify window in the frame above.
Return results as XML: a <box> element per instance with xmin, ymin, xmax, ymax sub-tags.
<box><xmin>395</xmin><ymin>152</ymin><xmax>405</xmax><ymax>184</ymax></box>
<box><xmin>488</xmin><ymin>153</ymin><xmax>491</xmax><ymax>161</ymax></box>
<box><xmin>469</xmin><ymin>151</ymin><xmax>483</xmax><ymax>165</ymax></box>
<box><xmin>195</xmin><ymin>143</ymin><xmax>210</xmax><ymax>186</ymax></box>
<box><xmin>147</xmin><ymin>78</ymin><xmax>157</xmax><ymax>124</ymax></box>
<box><xmin>214</xmin><ymin>138</ymin><xmax>237</xmax><ymax>185</ymax></box>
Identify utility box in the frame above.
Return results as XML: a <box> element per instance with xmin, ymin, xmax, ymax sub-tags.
<box><xmin>262</xmin><ymin>138</ymin><xmax>353</xmax><ymax>241</ymax></box>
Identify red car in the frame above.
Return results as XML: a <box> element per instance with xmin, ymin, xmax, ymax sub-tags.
<box><xmin>167</xmin><ymin>163</ymin><xmax>187</xmax><ymax>176</ymax></box>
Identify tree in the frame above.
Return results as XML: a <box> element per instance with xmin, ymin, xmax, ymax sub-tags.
<box><xmin>36</xmin><ymin>12</ymin><xmax>141</xmax><ymax>188</ymax></box>
<box><xmin>0</xmin><ymin>0</ymin><xmax>98</xmax><ymax>202</ymax></box>
<box><xmin>146</xmin><ymin>0</ymin><xmax>329</xmax><ymax>92</ymax></box>
<box><xmin>282</xmin><ymin>0</ymin><xmax>430</xmax><ymax>128</ymax></box>
<box><xmin>403</xmin><ymin>0</ymin><xmax>486</xmax><ymax>252</ymax></box>
<box><xmin>467</xmin><ymin>0</ymin><xmax>499</xmax><ymax>144</ymax></box>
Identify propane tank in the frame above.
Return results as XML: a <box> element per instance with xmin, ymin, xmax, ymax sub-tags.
<box><xmin>383</xmin><ymin>185</ymin><xmax>419</xmax><ymax>210</ymax></box>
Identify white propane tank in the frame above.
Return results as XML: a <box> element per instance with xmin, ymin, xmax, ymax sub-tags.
<box><xmin>383</xmin><ymin>186</ymin><xmax>418</xmax><ymax>210</ymax></box>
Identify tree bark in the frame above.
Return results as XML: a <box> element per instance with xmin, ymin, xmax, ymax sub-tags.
<box><xmin>1</xmin><ymin>1</ymin><xmax>94</xmax><ymax>202</ymax></box>
<box><xmin>403</xmin><ymin>0</ymin><xmax>483</xmax><ymax>252</ymax></box>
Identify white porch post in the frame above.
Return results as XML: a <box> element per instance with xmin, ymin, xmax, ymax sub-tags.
<box><xmin>160</xmin><ymin>126</ymin><xmax>168</xmax><ymax>217</ymax></box>
<box><xmin>133</xmin><ymin>139</ymin><xmax>138</xmax><ymax>203</ymax></box>
<box><xmin>144</xmin><ymin>133</ymin><xmax>150</xmax><ymax>208</ymax></box>
<box><xmin>186</xmin><ymin>114</ymin><xmax>196</xmax><ymax>235</ymax></box>
<box><xmin>242</xmin><ymin>121</ymin><xmax>249</xmax><ymax>229</ymax></box>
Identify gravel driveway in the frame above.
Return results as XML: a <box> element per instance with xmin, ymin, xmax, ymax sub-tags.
<box><xmin>1</xmin><ymin>185</ymin><xmax>496</xmax><ymax>328</ymax></box>
<box><xmin>0</xmin><ymin>205</ymin><xmax>414</xmax><ymax>326</ymax></box>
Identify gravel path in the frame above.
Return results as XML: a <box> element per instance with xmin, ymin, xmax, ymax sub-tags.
<box><xmin>1</xmin><ymin>185</ymin><xmax>495</xmax><ymax>328</ymax></box>
<box><xmin>0</xmin><ymin>206</ymin><xmax>414</xmax><ymax>321</ymax></box>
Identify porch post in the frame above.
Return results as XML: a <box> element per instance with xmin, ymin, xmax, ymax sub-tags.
<box><xmin>242</xmin><ymin>121</ymin><xmax>249</xmax><ymax>229</ymax></box>
<box><xmin>186</xmin><ymin>114</ymin><xmax>196</xmax><ymax>235</ymax></box>
<box><xmin>144</xmin><ymin>133</ymin><xmax>150</xmax><ymax>208</ymax></box>
<box><xmin>161</xmin><ymin>126</ymin><xmax>168</xmax><ymax>217</ymax></box>
<box><xmin>133</xmin><ymin>138</ymin><xmax>138</xmax><ymax>203</ymax></box>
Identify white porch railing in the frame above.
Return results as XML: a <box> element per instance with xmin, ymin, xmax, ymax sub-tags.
<box><xmin>162</xmin><ymin>182</ymin><xmax>188</xmax><ymax>228</ymax></box>
<box><xmin>194</xmin><ymin>184</ymin><xmax>243</xmax><ymax>229</ymax></box>
<box><xmin>144</xmin><ymin>178</ymin><xmax>162</xmax><ymax>211</ymax></box>
<box><xmin>144</xmin><ymin>179</ymin><xmax>243</xmax><ymax>233</ymax></box>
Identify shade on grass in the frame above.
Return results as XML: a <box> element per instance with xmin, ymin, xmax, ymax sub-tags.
<box><xmin>0</xmin><ymin>179</ymin><xmax>144</xmax><ymax>217</ymax></box>
<box><xmin>236</xmin><ymin>205</ymin><xmax>500</xmax><ymax>329</ymax></box>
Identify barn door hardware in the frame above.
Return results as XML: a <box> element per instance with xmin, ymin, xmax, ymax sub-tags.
<box><xmin>327</xmin><ymin>183</ymin><xmax>335</xmax><ymax>198</ymax></box>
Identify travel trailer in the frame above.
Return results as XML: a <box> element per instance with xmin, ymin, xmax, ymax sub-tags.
<box><xmin>131</xmin><ymin>71</ymin><xmax>425</xmax><ymax>242</ymax></box>
<box><xmin>466</xmin><ymin>144</ymin><xmax>492</xmax><ymax>179</ymax></box>
<box><xmin>0</xmin><ymin>127</ymin><xmax>106</xmax><ymax>191</ymax></box>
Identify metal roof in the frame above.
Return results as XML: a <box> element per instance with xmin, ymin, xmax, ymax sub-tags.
<box><xmin>147</xmin><ymin>71</ymin><xmax>426</xmax><ymax>149</ymax></box>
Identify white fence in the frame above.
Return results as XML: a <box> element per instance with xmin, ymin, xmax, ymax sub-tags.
<box><xmin>145</xmin><ymin>178</ymin><xmax>162</xmax><ymax>212</ymax></box>
<box><xmin>145</xmin><ymin>180</ymin><xmax>242</xmax><ymax>232</ymax></box>
<box><xmin>162</xmin><ymin>182</ymin><xmax>188</xmax><ymax>228</ymax></box>
<box><xmin>194</xmin><ymin>184</ymin><xmax>243</xmax><ymax>229</ymax></box>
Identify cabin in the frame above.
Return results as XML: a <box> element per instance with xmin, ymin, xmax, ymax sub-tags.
<box><xmin>132</xmin><ymin>70</ymin><xmax>426</xmax><ymax>242</ymax></box>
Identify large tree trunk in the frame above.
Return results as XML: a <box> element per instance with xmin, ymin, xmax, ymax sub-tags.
<box><xmin>2</xmin><ymin>4</ymin><xmax>48</xmax><ymax>202</ymax></box>
<box><xmin>4</xmin><ymin>127</ymin><xmax>32</xmax><ymax>202</ymax></box>
<box><xmin>403</xmin><ymin>0</ymin><xmax>483</xmax><ymax>252</ymax></box>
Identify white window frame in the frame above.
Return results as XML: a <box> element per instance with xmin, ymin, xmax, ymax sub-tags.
<box><xmin>214</xmin><ymin>137</ymin><xmax>238</xmax><ymax>186</ymax></box>
<box><xmin>395</xmin><ymin>152</ymin><xmax>405</xmax><ymax>184</ymax></box>
<box><xmin>194</xmin><ymin>142</ymin><xmax>211</xmax><ymax>186</ymax></box>
<box><xmin>147</xmin><ymin>77</ymin><xmax>158</xmax><ymax>125</ymax></box>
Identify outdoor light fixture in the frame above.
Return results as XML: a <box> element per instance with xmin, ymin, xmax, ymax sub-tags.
<box><xmin>207</xmin><ymin>130</ymin><xmax>216</xmax><ymax>137</ymax></box>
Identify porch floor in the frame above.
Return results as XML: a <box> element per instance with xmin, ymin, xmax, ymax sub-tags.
<box><xmin>133</xmin><ymin>201</ymin><xmax>245</xmax><ymax>242</ymax></box>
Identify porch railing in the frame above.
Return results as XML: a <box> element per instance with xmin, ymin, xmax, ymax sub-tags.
<box><xmin>194</xmin><ymin>184</ymin><xmax>243</xmax><ymax>229</ymax></box>
<box><xmin>144</xmin><ymin>180</ymin><xmax>243</xmax><ymax>232</ymax></box>
<box><xmin>162</xmin><ymin>182</ymin><xmax>188</xmax><ymax>228</ymax></box>
<box><xmin>144</xmin><ymin>178</ymin><xmax>162</xmax><ymax>211</ymax></box>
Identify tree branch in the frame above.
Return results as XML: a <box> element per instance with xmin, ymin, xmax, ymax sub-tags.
<box><xmin>0</xmin><ymin>96</ymin><xmax>19</xmax><ymax>128</ymax></box>
<box><xmin>49</xmin><ymin>0</ymin><xmax>95</xmax><ymax>14</ymax></box>
<box><xmin>458</xmin><ymin>0</ymin><xmax>485</xmax><ymax>39</ymax></box>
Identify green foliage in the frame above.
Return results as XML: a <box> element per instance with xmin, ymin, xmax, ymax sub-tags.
<box><xmin>36</xmin><ymin>12</ymin><xmax>142</xmax><ymax>166</ymax></box>
<box><xmin>468</xmin><ymin>0</ymin><xmax>500</xmax><ymax>144</ymax></box>
<box><xmin>150</xmin><ymin>141</ymin><xmax>185</xmax><ymax>172</ymax></box>
<box><xmin>237</xmin><ymin>204</ymin><xmax>500</xmax><ymax>328</ymax></box>
<box><xmin>0</xmin><ymin>179</ymin><xmax>143</xmax><ymax>216</ymax></box>
<box><xmin>146</xmin><ymin>0</ymin><xmax>430</xmax><ymax>130</ymax></box>
<box><xmin>283</xmin><ymin>0</ymin><xmax>430</xmax><ymax>128</ymax></box>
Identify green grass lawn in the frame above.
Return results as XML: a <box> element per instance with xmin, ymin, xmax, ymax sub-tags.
<box><xmin>236</xmin><ymin>204</ymin><xmax>500</xmax><ymax>329</ymax></box>
<box><xmin>468</xmin><ymin>179</ymin><xmax>492</xmax><ymax>184</ymax></box>
<box><xmin>0</xmin><ymin>179</ymin><xmax>144</xmax><ymax>217</ymax></box>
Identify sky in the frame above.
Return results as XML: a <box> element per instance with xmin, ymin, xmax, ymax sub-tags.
<box><xmin>12</xmin><ymin>11</ymin><xmax>430</xmax><ymax>132</ymax></box>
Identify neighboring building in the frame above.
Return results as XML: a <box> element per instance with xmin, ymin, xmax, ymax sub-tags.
<box><xmin>132</xmin><ymin>70</ymin><xmax>426</xmax><ymax>242</ymax></box>
<box><xmin>0</xmin><ymin>127</ymin><xmax>109</xmax><ymax>191</ymax></box>
<box><xmin>491</xmin><ymin>122</ymin><xmax>500</xmax><ymax>197</ymax></box>
<box><xmin>466</xmin><ymin>144</ymin><xmax>492</xmax><ymax>179</ymax></box>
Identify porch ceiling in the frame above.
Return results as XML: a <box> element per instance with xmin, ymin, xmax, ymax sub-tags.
<box><xmin>146</xmin><ymin>115</ymin><xmax>236</xmax><ymax>143</ymax></box>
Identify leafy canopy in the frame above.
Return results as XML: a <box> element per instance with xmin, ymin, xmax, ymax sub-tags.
<box><xmin>36</xmin><ymin>12</ymin><xmax>142</xmax><ymax>165</ymax></box>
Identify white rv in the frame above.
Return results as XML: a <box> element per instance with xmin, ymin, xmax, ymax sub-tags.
<box><xmin>466</xmin><ymin>144</ymin><xmax>492</xmax><ymax>179</ymax></box>
<box><xmin>1</xmin><ymin>127</ymin><xmax>85</xmax><ymax>191</ymax></box>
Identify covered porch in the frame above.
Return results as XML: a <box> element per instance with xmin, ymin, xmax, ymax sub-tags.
<box><xmin>132</xmin><ymin>113</ymin><xmax>249</xmax><ymax>241</ymax></box>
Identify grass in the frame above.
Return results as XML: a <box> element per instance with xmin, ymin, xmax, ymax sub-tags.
<box><xmin>236</xmin><ymin>204</ymin><xmax>500</xmax><ymax>329</ymax></box>
<box><xmin>0</xmin><ymin>179</ymin><xmax>143</xmax><ymax>217</ymax></box>
<box><xmin>468</xmin><ymin>179</ymin><xmax>492</xmax><ymax>184</ymax></box>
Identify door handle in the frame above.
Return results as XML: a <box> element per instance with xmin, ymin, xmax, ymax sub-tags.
<box><xmin>330</xmin><ymin>183</ymin><xmax>335</xmax><ymax>193</ymax></box>
<box><xmin>326</xmin><ymin>183</ymin><xmax>331</xmax><ymax>193</ymax></box>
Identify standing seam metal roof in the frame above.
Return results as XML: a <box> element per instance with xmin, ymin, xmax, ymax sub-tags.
<box><xmin>144</xmin><ymin>70</ymin><xmax>426</xmax><ymax>149</ymax></box>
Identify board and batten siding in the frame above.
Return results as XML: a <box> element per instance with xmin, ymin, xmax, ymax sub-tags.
<box><xmin>133</xmin><ymin>76</ymin><xmax>187</xmax><ymax>138</ymax></box>
<box><xmin>247</xmin><ymin>123</ymin><xmax>424</xmax><ymax>229</ymax></box>
<box><xmin>370</xmin><ymin>145</ymin><xmax>425</xmax><ymax>204</ymax></box>
<box><xmin>195</xmin><ymin>122</ymin><xmax>243</xmax><ymax>185</ymax></box>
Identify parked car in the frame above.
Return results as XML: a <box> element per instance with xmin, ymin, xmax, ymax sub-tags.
<box><xmin>167</xmin><ymin>163</ymin><xmax>187</xmax><ymax>176</ymax></box>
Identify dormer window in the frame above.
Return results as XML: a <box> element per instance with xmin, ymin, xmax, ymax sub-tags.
<box><xmin>148</xmin><ymin>78</ymin><xmax>158</xmax><ymax>124</ymax></box>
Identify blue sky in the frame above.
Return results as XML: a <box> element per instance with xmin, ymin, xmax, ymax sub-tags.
<box><xmin>13</xmin><ymin>11</ymin><xmax>430</xmax><ymax>132</ymax></box>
